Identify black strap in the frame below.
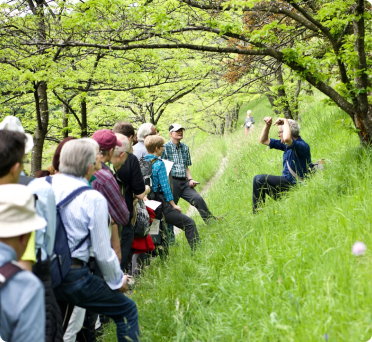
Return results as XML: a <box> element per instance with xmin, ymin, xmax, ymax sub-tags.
<box><xmin>0</xmin><ymin>261</ymin><xmax>23</xmax><ymax>290</ymax></box>
<box><xmin>71</xmin><ymin>233</ymin><xmax>90</xmax><ymax>253</ymax></box>
<box><xmin>47</xmin><ymin>176</ymin><xmax>93</xmax><ymax>252</ymax></box>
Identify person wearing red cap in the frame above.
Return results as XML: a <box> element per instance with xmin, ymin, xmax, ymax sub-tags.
<box><xmin>91</xmin><ymin>129</ymin><xmax>130</xmax><ymax>260</ymax></box>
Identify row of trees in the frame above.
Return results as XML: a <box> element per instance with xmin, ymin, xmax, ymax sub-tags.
<box><xmin>0</xmin><ymin>0</ymin><xmax>371</xmax><ymax>174</ymax></box>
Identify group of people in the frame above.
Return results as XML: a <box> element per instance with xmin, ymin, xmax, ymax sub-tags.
<box><xmin>0</xmin><ymin>111</ymin><xmax>312</xmax><ymax>342</ymax></box>
<box><xmin>0</xmin><ymin>117</ymin><xmax>220</xmax><ymax>342</ymax></box>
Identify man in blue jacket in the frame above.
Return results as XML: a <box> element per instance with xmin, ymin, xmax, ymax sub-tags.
<box><xmin>253</xmin><ymin>117</ymin><xmax>311</xmax><ymax>212</ymax></box>
<box><xmin>0</xmin><ymin>184</ymin><xmax>46</xmax><ymax>342</ymax></box>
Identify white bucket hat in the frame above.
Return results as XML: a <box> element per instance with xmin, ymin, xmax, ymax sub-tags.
<box><xmin>0</xmin><ymin>116</ymin><xmax>34</xmax><ymax>154</ymax></box>
<box><xmin>0</xmin><ymin>184</ymin><xmax>46</xmax><ymax>238</ymax></box>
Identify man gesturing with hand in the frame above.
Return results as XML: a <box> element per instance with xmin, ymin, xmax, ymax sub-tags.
<box><xmin>162</xmin><ymin>123</ymin><xmax>218</xmax><ymax>222</ymax></box>
<box><xmin>252</xmin><ymin>116</ymin><xmax>311</xmax><ymax>213</ymax></box>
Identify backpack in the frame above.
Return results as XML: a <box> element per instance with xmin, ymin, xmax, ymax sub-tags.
<box><xmin>309</xmin><ymin>159</ymin><xmax>326</xmax><ymax>172</ymax></box>
<box><xmin>138</xmin><ymin>157</ymin><xmax>158</xmax><ymax>187</ymax></box>
<box><xmin>133</xmin><ymin>199</ymin><xmax>151</xmax><ymax>237</ymax></box>
<box><xmin>134</xmin><ymin>157</ymin><xmax>162</xmax><ymax>237</ymax></box>
<box><xmin>46</xmin><ymin>176</ymin><xmax>93</xmax><ymax>288</ymax></box>
<box><xmin>0</xmin><ymin>261</ymin><xmax>23</xmax><ymax>291</ymax></box>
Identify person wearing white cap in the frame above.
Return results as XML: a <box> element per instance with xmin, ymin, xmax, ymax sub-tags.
<box><xmin>162</xmin><ymin>123</ymin><xmax>219</xmax><ymax>223</ymax></box>
<box><xmin>241</xmin><ymin>110</ymin><xmax>255</xmax><ymax>136</ymax></box>
<box><xmin>0</xmin><ymin>184</ymin><xmax>46</xmax><ymax>342</ymax></box>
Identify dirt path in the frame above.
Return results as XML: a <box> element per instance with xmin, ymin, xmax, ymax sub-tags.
<box><xmin>174</xmin><ymin>156</ymin><xmax>228</xmax><ymax>235</ymax></box>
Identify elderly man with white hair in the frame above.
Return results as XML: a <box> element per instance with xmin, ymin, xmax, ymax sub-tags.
<box><xmin>133</xmin><ymin>122</ymin><xmax>156</xmax><ymax>160</ymax></box>
<box><xmin>253</xmin><ymin>117</ymin><xmax>311</xmax><ymax>213</ymax></box>
<box><xmin>50</xmin><ymin>139</ymin><xmax>140</xmax><ymax>342</ymax></box>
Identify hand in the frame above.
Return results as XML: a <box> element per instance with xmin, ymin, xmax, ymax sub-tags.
<box><xmin>263</xmin><ymin>117</ymin><xmax>272</xmax><ymax>126</ymax></box>
<box><xmin>174</xmin><ymin>205</ymin><xmax>182</xmax><ymax>212</ymax></box>
<box><xmin>118</xmin><ymin>275</ymin><xmax>131</xmax><ymax>293</ymax></box>
<box><xmin>274</xmin><ymin>118</ymin><xmax>285</xmax><ymax>126</ymax></box>
<box><xmin>144</xmin><ymin>185</ymin><xmax>151</xmax><ymax>195</ymax></box>
<box><xmin>143</xmin><ymin>196</ymin><xmax>148</xmax><ymax>201</ymax></box>
<box><xmin>189</xmin><ymin>180</ymin><xmax>198</xmax><ymax>188</ymax></box>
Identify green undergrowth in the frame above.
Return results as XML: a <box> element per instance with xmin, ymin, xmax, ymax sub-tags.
<box><xmin>102</xmin><ymin>96</ymin><xmax>372</xmax><ymax>341</ymax></box>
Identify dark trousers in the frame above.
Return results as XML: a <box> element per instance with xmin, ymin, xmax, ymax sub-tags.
<box><xmin>54</xmin><ymin>266</ymin><xmax>139</xmax><ymax>342</ymax></box>
<box><xmin>32</xmin><ymin>254</ymin><xmax>63</xmax><ymax>342</ymax></box>
<box><xmin>252</xmin><ymin>174</ymin><xmax>293</xmax><ymax>212</ymax></box>
<box><xmin>163</xmin><ymin>202</ymin><xmax>200</xmax><ymax>250</ymax></box>
<box><xmin>120</xmin><ymin>222</ymin><xmax>134</xmax><ymax>273</ymax></box>
<box><xmin>172</xmin><ymin>178</ymin><xmax>214</xmax><ymax>222</ymax></box>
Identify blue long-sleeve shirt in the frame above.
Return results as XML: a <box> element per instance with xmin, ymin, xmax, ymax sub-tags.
<box><xmin>270</xmin><ymin>136</ymin><xmax>311</xmax><ymax>183</ymax></box>
<box><xmin>27</xmin><ymin>177</ymin><xmax>56</xmax><ymax>260</ymax></box>
<box><xmin>144</xmin><ymin>155</ymin><xmax>174</xmax><ymax>202</ymax></box>
<box><xmin>0</xmin><ymin>242</ymin><xmax>45</xmax><ymax>342</ymax></box>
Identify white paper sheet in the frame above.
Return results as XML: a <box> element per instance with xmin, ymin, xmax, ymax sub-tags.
<box><xmin>149</xmin><ymin>219</ymin><xmax>160</xmax><ymax>235</ymax></box>
<box><xmin>162</xmin><ymin>159</ymin><xmax>174</xmax><ymax>176</ymax></box>
<box><xmin>144</xmin><ymin>200</ymin><xmax>162</xmax><ymax>211</ymax></box>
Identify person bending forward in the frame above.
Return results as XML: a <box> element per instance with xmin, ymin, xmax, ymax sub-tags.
<box><xmin>145</xmin><ymin>135</ymin><xmax>200</xmax><ymax>250</ymax></box>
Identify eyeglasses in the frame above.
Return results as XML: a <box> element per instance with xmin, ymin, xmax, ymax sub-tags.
<box><xmin>278</xmin><ymin>131</ymin><xmax>283</xmax><ymax>135</ymax></box>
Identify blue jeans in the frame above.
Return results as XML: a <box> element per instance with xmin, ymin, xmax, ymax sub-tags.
<box><xmin>54</xmin><ymin>266</ymin><xmax>139</xmax><ymax>342</ymax></box>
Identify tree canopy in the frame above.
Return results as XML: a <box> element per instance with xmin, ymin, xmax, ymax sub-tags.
<box><xmin>0</xmin><ymin>0</ymin><xmax>371</xmax><ymax>173</ymax></box>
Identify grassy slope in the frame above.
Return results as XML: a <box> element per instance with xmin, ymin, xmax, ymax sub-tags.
<box><xmin>103</xmin><ymin>97</ymin><xmax>372</xmax><ymax>341</ymax></box>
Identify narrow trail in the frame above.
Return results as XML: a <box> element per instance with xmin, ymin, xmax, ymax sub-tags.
<box><xmin>174</xmin><ymin>156</ymin><xmax>228</xmax><ymax>235</ymax></box>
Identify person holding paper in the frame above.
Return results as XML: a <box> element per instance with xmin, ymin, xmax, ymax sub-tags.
<box><xmin>144</xmin><ymin>135</ymin><xmax>200</xmax><ymax>250</ymax></box>
<box><xmin>162</xmin><ymin>123</ymin><xmax>219</xmax><ymax>222</ymax></box>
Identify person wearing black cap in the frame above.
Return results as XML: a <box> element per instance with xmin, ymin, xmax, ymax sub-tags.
<box><xmin>162</xmin><ymin>123</ymin><xmax>217</xmax><ymax>223</ymax></box>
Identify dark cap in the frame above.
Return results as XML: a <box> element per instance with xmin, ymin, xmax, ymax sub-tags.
<box><xmin>92</xmin><ymin>129</ymin><xmax>122</xmax><ymax>150</ymax></box>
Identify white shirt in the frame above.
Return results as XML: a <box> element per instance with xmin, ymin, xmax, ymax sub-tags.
<box><xmin>51</xmin><ymin>173</ymin><xmax>123</xmax><ymax>290</ymax></box>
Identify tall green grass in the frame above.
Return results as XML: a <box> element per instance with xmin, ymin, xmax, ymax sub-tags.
<box><xmin>102</xmin><ymin>96</ymin><xmax>372</xmax><ymax>341</ymax></box>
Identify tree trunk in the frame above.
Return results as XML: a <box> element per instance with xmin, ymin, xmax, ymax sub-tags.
<box><xmin>277</xmin><ymin>67</ymin><xmax>293</xmax><ymax>120</ymax></box>
<box><xmin>352</xmin><ymin>0</ymin><xmax>372</xmax><ymax>145</ymax></box>
<box><xmin>31</xmin><ymin>81</ymin><xmax>49</xmax><ymax>176</ymax></box>
<box><xmin>292</xmin><ymin>80</ymin><xmax>302</xmax><ymax>120</ymax></box>
<box><xmin>81</xmin><ymin>99</ymin><xmax>88</xmax><ymax>137</ymax></box>
<box><xmin>63</xmin><ymin>103</ymin><xmax>69</xmax><ymax>138</ymax></box>
<box><xmin>266</xmin><ymin>93</ymin><xmax>280</xmax><ymax>115</ymax></box>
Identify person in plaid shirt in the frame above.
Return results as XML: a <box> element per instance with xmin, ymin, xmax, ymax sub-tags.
<box><xmin>145</xmin><ymin>135</ymin><xmax>199</xmax><ymax>250</ymax></box>
<box><xmin>162</xmin><ymin>123</ymin><xmax>217</xmax><ymax>223</ymax></box>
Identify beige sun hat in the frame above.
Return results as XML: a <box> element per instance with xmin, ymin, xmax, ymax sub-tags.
<box><xmin>0</xmin><ymin>184</ymin><xmax>46</xmax><ymax>238</ymax></box>
<box><xmin>0</xmin><ymin>116</ymin><xmax>34</xmax><ymax>154</ymax></box>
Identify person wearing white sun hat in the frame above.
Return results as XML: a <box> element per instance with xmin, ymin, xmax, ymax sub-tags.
<box><xmin>0</xmin><ymin>184</ymin><xmax>46</xmax><ymax>342</ymax></box>
<box><xmin>0</xmin><ymin>115</ymin><xmax>34</xmax><ymax>154</ymax></box>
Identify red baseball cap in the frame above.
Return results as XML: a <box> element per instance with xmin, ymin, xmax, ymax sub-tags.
<box><xmin>92</xmin><ymin>129</ymin><xmax>122</xmax><ymax>150</ymax></box>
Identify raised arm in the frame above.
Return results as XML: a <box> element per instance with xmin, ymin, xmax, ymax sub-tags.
<box><xmin>259</xmin><ymin>117</ymin><xmax>272</xmax><ymax>146</ymax></box>
<box><xmin>274</xmin><ymin>118</ymin><xmax>292</xmax><ymax>146</ymax></box>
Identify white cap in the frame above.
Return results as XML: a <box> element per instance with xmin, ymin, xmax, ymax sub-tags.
<box><xmin>169</xmin><ymin>123</ymin><xmax>185</xmax><ymax>133</ymax></box>
<box><xmin>247</xmin><ymin>110</ymin><xmax>251</xmax><ymax>114</ymax></box>
<box><xmin>0</xmin><ymin>116</ymin><xmax>34</xmax><ymax>154</ymax></box>
<box><xmin>0</xmin><ymin>184</ymin><xmax>46</xmax><ymax>238</ymax></box>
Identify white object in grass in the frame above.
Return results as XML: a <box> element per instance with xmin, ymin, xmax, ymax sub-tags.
<box><xmin>352</xmin><ymin>242</ymin><xmax>366</xmax><ymax>256</ymax></box>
